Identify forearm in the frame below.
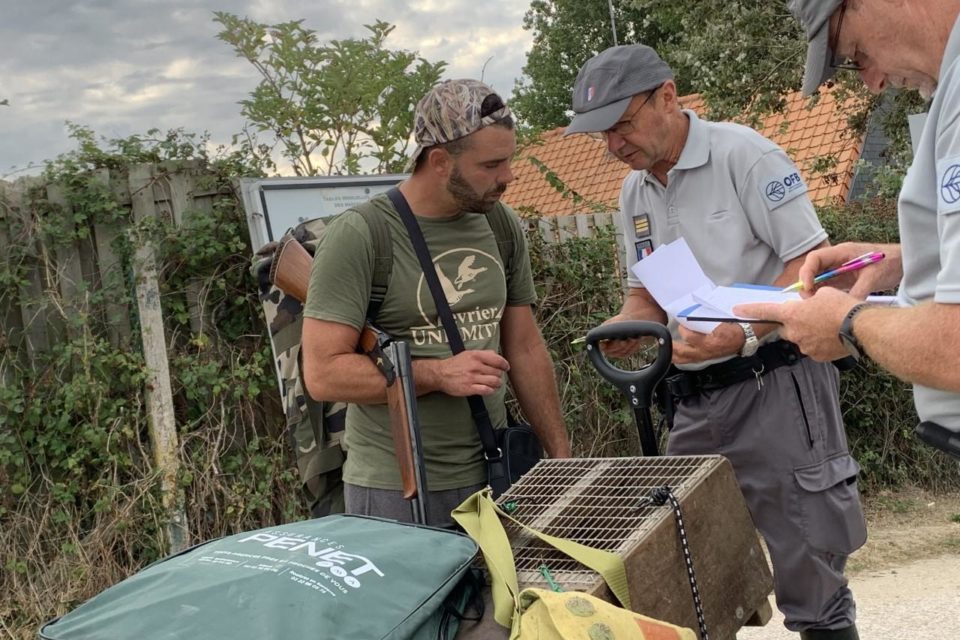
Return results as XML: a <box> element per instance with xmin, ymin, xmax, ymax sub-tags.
<box><xmin>305</xmin><ymin>352</ymin><xmax>391</xmax><ymax>404</ymax></box>
<box><xmin>619</xmin><ymin>287</ymin><xmax>668</xmax><ymax>323</ymax></box>
<box><xmin>856</xmin><ymin>302</ymin><xmax>960</xmax><ymax>391</ymax></box>
<box><xmin>507</xmin><ymin>341</ymin><xmax>571</xmax><ymax>458</ymax></box>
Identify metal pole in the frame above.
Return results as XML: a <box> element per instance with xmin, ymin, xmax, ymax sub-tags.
<box><xmin>608</xmin><ymin>0</ymin><xmax>619</xmax><ymax>46</ymax></box>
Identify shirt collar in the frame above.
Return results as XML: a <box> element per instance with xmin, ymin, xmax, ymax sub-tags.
<box><xmin>673</xmin><ymin>109</ymin><xmax>710</xmax><ymax>171</ymax></box>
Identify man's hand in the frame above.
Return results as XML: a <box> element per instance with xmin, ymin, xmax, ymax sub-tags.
<box><xmin>432</xmin><ymin>350</ymin><xmax>510</xmax><ymax>397</ymax></box>
<box><xmin>734</xmin><ymin>287</ymin><xmax>861</xmax><ymax>362</ymax></box>
<box><xmin>598</xmin><ymin>314</ymin><xmax>644</xmax><ymax>358</ymax></box>
<box><xmin>798</xmin><ymin>242</ymin><xmax>903</xmax><ymax>297</ymax></box>
<box><xmin>674</xmin><ymin>323</ymin><xmax>746</xmax><ymax>365</ymax></box>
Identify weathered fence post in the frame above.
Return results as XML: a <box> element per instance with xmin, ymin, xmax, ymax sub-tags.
<box><xmin>128</xmin><ymin>163</ymin><xmax>188</xmax><ymax>554</ymax></box>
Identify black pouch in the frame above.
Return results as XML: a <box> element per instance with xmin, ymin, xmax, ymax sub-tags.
<box><xmin>495</xmin><ymin>423</ymin><xmax>543</xmax><ymax>488</ymax></box>
<box><xmin>915</xmin><ymin>421</ymin><xmax>960</xmax><ymax>459</ymax></box>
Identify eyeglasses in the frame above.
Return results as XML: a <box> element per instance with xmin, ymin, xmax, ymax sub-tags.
<box><xmin>829</xmin><ymin>1</ymin><xmax>863</xmax><ymax>72</ymax></box>
<box><xmin>588</xmin><ymin>86</ymin><xmax>661</xmax><ymax>141</ymax></box>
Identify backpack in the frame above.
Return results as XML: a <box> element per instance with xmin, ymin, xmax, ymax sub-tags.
<box><xmin>40</xmin><ymin>515</ymin><xmax>484</xmax><ymax>640</ymax></box>
<box><xmin>254</xmin><ymin>199</ymin><xmax>519</xmax><ymax>516</ymax></box>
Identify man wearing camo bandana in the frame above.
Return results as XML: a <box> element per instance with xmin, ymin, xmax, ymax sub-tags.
<box><xmin>302</xmin><ymin>79</ymin><xmax>570</xmax><ymax>527</ymax></box>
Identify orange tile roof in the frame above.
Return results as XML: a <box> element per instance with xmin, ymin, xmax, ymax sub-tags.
<box><xmin>503</xmin><ymin>89</ymin><xmax>864</xmax><ymax>217</ymax></box>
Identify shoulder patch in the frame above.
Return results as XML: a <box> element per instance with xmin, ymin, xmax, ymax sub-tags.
<box><xmin>759</xmin><ymin>169</ymin><xmax>807</xmax><ymax>210</ymax></box>
<box><xmin>937</xmin><ymin>154</ymin><xmax>960</xmax><ymax>214</ymax></box>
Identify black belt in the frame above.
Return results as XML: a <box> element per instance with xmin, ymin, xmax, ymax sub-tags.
<box><xmin>663</xmin><ymin>340</ymin><xmax>805</xmax><ymax>399</ymax></box>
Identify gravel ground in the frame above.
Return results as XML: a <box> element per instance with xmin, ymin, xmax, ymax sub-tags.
<box><xmin>738</xmin><ymin>554</ymin><xmax>960</xmax><ymax>638</ymax></box>
<box><xmin>739</xmin><ymin>487</ymin><xmax>960</xmax><ymax>639</ymax></box>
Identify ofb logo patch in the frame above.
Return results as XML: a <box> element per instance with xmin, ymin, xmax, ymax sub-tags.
<box><xmin>761</xmin><ymin>170</ymin><xmax>805</xmax><ymax>209</ymax></box>
<box><xmin>765</xmin><ymin>180</ymin><xmax>786</xmax><ymax>202</ymax></box>
<box><xmin>941</xmin><ymin>164</ymin><xmax>960</xmax><ymax>205</ymax></box>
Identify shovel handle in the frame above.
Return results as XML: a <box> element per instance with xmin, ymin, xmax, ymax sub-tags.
<box><xmin>585</xmin><ymin>321</ymin><xmax>672</xmax><ymax>406</ymax></box>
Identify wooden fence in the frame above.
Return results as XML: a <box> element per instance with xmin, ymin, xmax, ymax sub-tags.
<box><xmin>0</xmin><ymin>165</ymin><xmax>624</xmax><ymax>366</ymax></box>
<box><xmin>0</xmin><ymin>163</ymin><xmax>624</xmax><ymax>551</ymax></box>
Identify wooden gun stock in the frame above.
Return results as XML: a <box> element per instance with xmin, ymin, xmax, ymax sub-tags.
<box><xmin>387</xmin><ymin>376</ymin><xmax>419</xmax><ymax>500</ymax></box>
<box><xmin>271</xmin><ymin>236</ymin><xmax>380</xmax><ymax>350</ymax></box>
<box><xmin>269</xmin><ymin>237</ymin><xmax>313</xmax><ymax>303</ymax></box>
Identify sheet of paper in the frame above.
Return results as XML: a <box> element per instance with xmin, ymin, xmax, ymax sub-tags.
<box><xmin>693</xmin><ymin>285</ymin><xmax>801</xmax><ymax>317</ymax></box>
<box><xmin>630</xmin><ymin>238</ymin><xmax>713</xmax><ymax>306</ymax></box>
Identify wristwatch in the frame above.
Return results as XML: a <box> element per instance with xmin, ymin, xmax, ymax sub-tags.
<box><xmin>839</xmin><ymin>303</ymin><xmax>870</xmax><ymax>360</ymax></box>
<box><xmin>738</xmin><ymin>322</ymin><xmax>759</xmax><ymax>357</ymax></box>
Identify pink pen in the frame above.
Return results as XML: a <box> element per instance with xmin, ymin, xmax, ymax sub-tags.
<box><xmin>782</xmin><ymin>252</ymin><xmax>885</xmax><ymax>292</ymax></box>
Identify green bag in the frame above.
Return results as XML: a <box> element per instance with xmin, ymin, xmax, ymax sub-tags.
<box><xmin>40</xmin><ymin>515</ymin><xmax>482</xmax><ymax>640</ymax></box>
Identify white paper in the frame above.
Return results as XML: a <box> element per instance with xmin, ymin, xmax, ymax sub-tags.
<box><xmin>693</xmin><ymin>286</ymin><xmax>801</xmax><ymax>317</ymax></box>
<box><xmin>630</xmin><ymin>238</ymin><xmax>713</xmax><ymax>306</ymax></box>
<box><xmin>628</xmin><ymin>239</ymin><xmax>900</xmax><ymax>334</ymax></box>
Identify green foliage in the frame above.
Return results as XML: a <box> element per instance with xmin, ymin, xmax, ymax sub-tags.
<box><xmin>819</xmin><ymin>198</ymin><xmax>960</xmax><ymax>491</ymax></box>
<box><xmin>214</xmin><ymin>13</ymin><xmax>446</xmax><ymax>176</ymax></box>
<box><xmin>524</xmin><ymin>222</ymin><xmax>643</xmax><ymax>456</ymax></box>
<box><xmin>513</xmin><ymin>0</ymin><xmax>921</xmax><ymax>198</ymax></box>
<box><xmin>0</xmin><ymin>127</ymin><xmax>297</xmax><ymax>636</ymax></box>
<box><xmin>511</xmin><ymin>0</ymin><xmax>679</xmax><ymax>132</ymax></box>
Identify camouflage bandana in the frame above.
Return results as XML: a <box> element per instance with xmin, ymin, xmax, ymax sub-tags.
<box><xmin>405</xmin><ymin>79</ymin><xmax>511</xmax><ymax>172</ymax></box>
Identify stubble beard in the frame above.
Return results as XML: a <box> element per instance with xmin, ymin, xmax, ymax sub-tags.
<box><xmin>448</xmin><ymin>166</ymin><xmax>506</xmax><ymax>213</ymax></box>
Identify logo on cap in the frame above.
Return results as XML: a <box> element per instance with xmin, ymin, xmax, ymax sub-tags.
<box><xmin>587</xmin><ymin>86</ymin><xmax>595</xmax><ymax>102</ymax></box>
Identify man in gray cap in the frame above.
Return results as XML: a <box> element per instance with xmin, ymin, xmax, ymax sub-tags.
<box><xmin>737</xmin><ymin>2</ymin><xmax>960</xmax><ymax>461</ymax></box>
<box><xmin>302</xmin><ymin>79</ymin><xmax>570</xmax><ymax>527</ymax></box>
<box><xmin>567</xmin><ymin>45</ymin><xmax>865</xmax><ymax>639</ymax></box>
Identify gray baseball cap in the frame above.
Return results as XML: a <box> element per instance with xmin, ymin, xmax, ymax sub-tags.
<box><xmin>789</xmin><ymin>0</ymin><xmax>844</xmax><ymax>95</ymax></box>
<box><xmin>565</xmin><ymin>45</ymin><xmax>674</xmax><ymax>136</ymax></box>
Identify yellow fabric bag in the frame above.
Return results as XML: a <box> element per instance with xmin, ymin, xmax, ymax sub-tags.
<box><xmin>452</xmin><ymin>489</ymin><xmax>697</xmax><ymax>640</ymax></box>
<box><xmin>517</xmin><ymin>589</ymin><xmax>696</xmax><ymax>640</ymax></box>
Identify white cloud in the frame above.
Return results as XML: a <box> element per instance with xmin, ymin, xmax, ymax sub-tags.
<box><xmin>0</xmin><ymin>0</ymin><xmax>535</xmax><ymax>173</ymax></box>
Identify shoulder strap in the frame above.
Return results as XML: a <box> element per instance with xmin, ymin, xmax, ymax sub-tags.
<box><xmin>485</xmin><ymin>204</ymin><xmax>516</xmax><ymax>274</ymax></box>
<box><xmin>355</xmin><ymin>205</ymin><xmax>393</xmax><ymax>322</ymax></box>
<box><xmin>384</xmin><ymin>188</ymin><xmax>505</xmax><ymax>476</ymax></box>
<box><xmin>451</xmin><ymin>488</ymin><xmax>632</xmax><ymax>628</ymax></box>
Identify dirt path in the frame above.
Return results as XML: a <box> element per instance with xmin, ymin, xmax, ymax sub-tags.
<box><xmin>739</xmin><ymin>487</ymin><xmax>960</xmax><ymax>638</ymax></box>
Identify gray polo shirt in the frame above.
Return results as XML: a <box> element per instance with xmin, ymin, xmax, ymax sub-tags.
<box><xmin>897</xmin><ymin>13</ymin><xmax>960</xmax><ymax>426</ymax></box>
<box><xmin>618</xmin><ymin>110</ymin><xmax>827</xmax><ymax>364</ymax></box>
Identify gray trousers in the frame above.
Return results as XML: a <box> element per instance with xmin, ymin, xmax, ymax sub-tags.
<box><xmin>666</xmin><ymin>356</ymin><xmax>866</xmax><ymax>632</ymax></box>
<box><xmin>344</xmin><ymin>481</ymin><xmax>486</xmax><ymax>529</ymax></box>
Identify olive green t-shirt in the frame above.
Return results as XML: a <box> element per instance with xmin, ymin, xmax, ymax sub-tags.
<box><xmin>303</xmin><ymin>193</ymin><xmax>536</xmax><ymax>490</ymax></box>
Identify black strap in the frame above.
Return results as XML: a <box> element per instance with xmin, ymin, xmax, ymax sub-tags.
<box><xmin>645</xmin><ymin>486</ymin><xmax>709</xmax><ymax>640</ymax></box>
<box><xmin>385</xmin><ymin>188</ymin><xmax>505</xmax><ymax>470</ymax></box>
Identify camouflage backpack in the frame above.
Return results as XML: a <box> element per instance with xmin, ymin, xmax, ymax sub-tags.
<box><xmin>253</xmin><ymin>199</ymin><xmax>518</xmax><ymax>517</ymax></box>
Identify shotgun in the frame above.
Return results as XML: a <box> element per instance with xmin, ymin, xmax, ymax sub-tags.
<box><xmin>385</xmin><ymin>340</ymin><xmax>431</xmax><ymax>524</ymax></box>
<box><xmin>267</xmin><ymin>235</ymin><xmax>424</xmax><ymax>506</ymax></box>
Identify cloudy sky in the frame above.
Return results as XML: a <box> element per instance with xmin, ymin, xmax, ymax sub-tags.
<box><xmin>0</xmin><ymin>0</ymin><xmax>537</xmax><ymax>175</ymax></box>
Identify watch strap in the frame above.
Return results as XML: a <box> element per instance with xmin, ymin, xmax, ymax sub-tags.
<box><xmin>839</xmin><ymin>302</ymin><xmax>870</xmax><ymax>359</ymax></box>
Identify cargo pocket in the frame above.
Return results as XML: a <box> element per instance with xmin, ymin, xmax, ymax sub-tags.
<box><xmin>794</xmin><ymin>454</ymin><xmax>867</xmax><ymax>554</ymax></box>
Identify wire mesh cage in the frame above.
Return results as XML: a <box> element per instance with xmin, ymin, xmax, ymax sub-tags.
<box><xmin>496</xmin><ymin>455</ymin><xmax>773</xmax><ymax>640</ymax></box>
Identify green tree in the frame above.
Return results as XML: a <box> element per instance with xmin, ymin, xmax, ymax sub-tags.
<box><xmin>215</xmin><ymin>14</ymin><xmax>445</xmax><ymax>175</ymax></box>
<box><xmin>512</xmin><ymin>1</ymin><xmax>808</xmax><ymax>132</ymax></box>
<box><xmin>511</xmin><ymin>0</ymin><xmax>687</xmax><ymax>132</ymax></box>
